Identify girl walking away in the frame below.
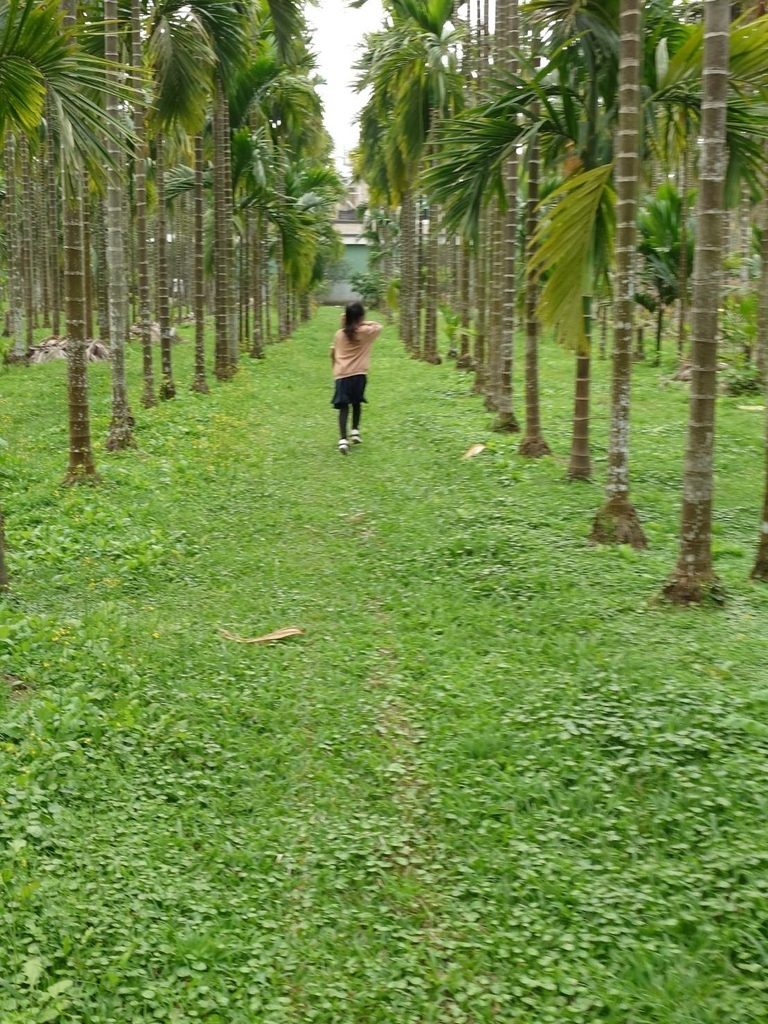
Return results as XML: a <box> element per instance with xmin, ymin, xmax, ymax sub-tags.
<box><xmin>330</xmin><ymin>302</ymin><xmax>382</xmax><ymax>454</ymax></box>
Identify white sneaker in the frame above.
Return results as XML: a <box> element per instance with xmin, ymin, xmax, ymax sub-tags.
<box><xmin>350</xmin><ymin>429</ymin><xmax>362</xmax><ymax>445</ymax></box>
<box><xmin>338</xmin><ymin>439</ymin><xmax>349</xmax><ymax>455</ymax></box>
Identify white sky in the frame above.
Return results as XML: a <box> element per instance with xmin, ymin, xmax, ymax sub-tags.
<box><xmin>305</xmin><ymin>0</ymin><xmax>385</xmax><ymax>175</ymax></box>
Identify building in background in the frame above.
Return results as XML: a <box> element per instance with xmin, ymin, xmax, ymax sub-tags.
<box><xmin>320</xmin><ymin>181</ymin><xmax>369</xmax><ymax>305</ymax></box>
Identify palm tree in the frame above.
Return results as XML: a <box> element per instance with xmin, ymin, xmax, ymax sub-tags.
<box><xmin>518</xmin><ymin>35</ymin><xmax>550</xmax><ymax>459</ymax></box>
<box><xmin>105</xmin><ymin>0</ymin><xmax>136</xmax><ymax>449</ymax></box>
<box><xmin>357</xmin><ymin>0</ymin><xmax>462</xmax><ymax>362</ymax></box>
<box><xmin>494</xmin><ymin>0</ymin><xmax>520</xmax><ymax>433</ymax></box>
<box><xmin>590</xmin><ymin>0</ymin><xmax>646</xmax><ymax>547</ymax></box>
<box><xmin>3</xmin><ymin>129</ymin><xmax>25</xmax><ymax>362</ymax></box>
<box><xmin>191</xmin><ymin>131</ymin><xmax>210</xmax><ymax>391</ymax></box>
<box><xmin>664</xmin><ymin>0</ymin><xmax>730</xmax><ymax>604</ymax></box>
<box><xmin>132</xmin><ymin>0</ymin><xmax>157</xmax><ymax>408</ymax></box>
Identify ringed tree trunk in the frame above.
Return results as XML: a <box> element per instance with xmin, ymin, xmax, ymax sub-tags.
<box><xmin>250</xmin><ymin>210</ymin><xmax>265</xmax><ymax>358</ymax></box>
<box><xmin>62</xmin><ymin>151</ymin><xmax>97</xmax><ymax>482</ymax></box>
<box><xmin>753</xmin><ymin>391</ymin><xmax>768</xmax><ymax>579</ymax></box>
<box><xmin>423</xmin><ymin>176</ymin><xmax>441</xmax><ymax>364</ymax></box>
<box><xmin>493</xmin><ymin>0</ymin><xmax>520</xmax><ymax>432</ymax></box>
<box><xmin>191</xmin><ymin>133</ymin><xmax>210</xmax><ymax>393</ymax></box>
<box><xmin>61</xmin><ymin>0</ymin><xmax>96</xmax><ymax>482</ymax></box>
<box><xmin>3</xmin><ymin>131</ymin><xmax>26</xmax><ymax>362</ymax></box>
<box><xmin>567</xmin><ymin>300</ymin><xmax>593</xmax><ymax>481</ymax></box>
<box><xmin>591</xmin><ymin>0</ymin><xmax>646</xmax><ymax>545</ymax></box>
<box><xmin>757</xmin><ymin>142</ymin><xmax>768</xmax><ymax>383</ymax></box>
<box><xmin>473</xmin><ymin>217</ymin><xmax>488</xmax><ymax>393</ymax></box>
<box><xmin>457</xmin><ymin>239</ymin><xmax>472</xmax><ymax>368</ymax></box>
<box><xmin>485</xmin><ymin>209</ymin><xmax>503</xmax><ymax>409</ymax></box>
<box><xmin>0</xmin><ymin>512</ymin><xmax>8</xmax><ymax>592</ymax></box>
<box><xmin>677</xmin><ymin>150</ymin><xmax>690</xmax><ymax>362</ymax></box>
<box><xmin>155</xmin><ymin>132</ymin><xmax>176</xmax><ymax>399</ymax></box>
<box><xmin>399</xmin><ymin>189</ymin><xmax>417</xmax><ymax>352</ymax></box>
<box><xmin>44</xmin><ymin>92</ymin><xmax>62</xmax><ymax>338</ymax></box>
<box><xmin>519</xmin><ymin>103</ymin><xmax>550</xmax><ymax>458</ymax></box>
<box><xmin>132</xmin><ymin>0</ymin><xmax>156</xmax><ymax>407</ymax></box>
<box><xmin>82</xmin><ymin>175</ymin><xmax>94</xmax><ymax>341</ymax></box>
<box><xmin>213</xmin><ymin>75</ymin><xmax>232</xmax><ymax>379</ymax></box>
<box><xmin>19</xmin><ymin>135</ymin><xmax>35</xmax><ymax>356</ymax></box>
<box><xmin>105</xmin><ymin>0</ymin><xmax>136</xmax><ymax>450</ymax></box>
<box><xmin>664</xmin><ymin>0</ymin><xmax>730</xmax><ymax>604</ymax></box>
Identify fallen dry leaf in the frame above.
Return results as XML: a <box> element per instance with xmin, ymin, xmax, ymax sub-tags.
<box><xmin>219</xmin><ymin>627</ymin><xmax>304</xmax><ymax>644</ymax></box>
<box><xmin>737</xmin><ymin>405</ymin><xmax>765</xmax><ymax>412</ymax></box>
<box><xmin>463</xmin><ymin>443</ymin><xmax>486</xmax><ymax>459</ymax></box>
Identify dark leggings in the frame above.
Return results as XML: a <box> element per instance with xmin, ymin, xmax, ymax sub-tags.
<box><xmin>338</xmin><ymin>404</ymin><xmax>362</xmax><ymax>439</ymax></box>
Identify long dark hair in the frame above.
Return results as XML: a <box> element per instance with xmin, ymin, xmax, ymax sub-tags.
<box><xmin>343</xmin><ymin>301</ymin><xmax>365</xmax><ymax>341</ymax></box>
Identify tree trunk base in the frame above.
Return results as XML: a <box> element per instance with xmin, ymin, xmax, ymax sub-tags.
<box><xmin>662</xmin><ymin>572</ymin><xmax>725</xmax><ymax>606</ymax></box>
<box><xmin>447</xmin><ymin>347</ymin><xmax>458</xmax><ymax>359</ymax></box>
<box><xmin>590</xmin><ymin>499</ymin><xmax>647</xmax><ymax>549</ymax></box>
<box><xmin>191</xmin><ymin>377</ymin><xmax>210</xmax><ymax>395</ymax></box>
<box><xmin>492</xmin><ymin>411</ymin><xmax>520</xmax><ymax>433</ymax></box>
<box><xmin>518</xmin><ymin>435</ymin><xmax>551</xmax><ymax>458</ymax></box>
<box><xmin>105</xmin><ymin>422</ymin><xmax>137</xmax><ymax>452</ymax></box>
<box><xmin>455</xmin><ymin>354</ymin><xmax>472</xmax><ymax>370</ymax></box>
<box><xmin>249</xmin><ymin>348</ymin><xmax>265</xmax><ymax>360</ymax></box>
<box><xmin>751</xmin><ymin>551</ymin><xmax>768</xmax><ymax>581</ymax></box>
<box><xmin>62</xmin><ymin>467</ymin><xmax>100</xmax><ymax>486</ymax></box>
<box><xmin>423</xmin><ymin>353</ymin><xmax>442</xmax><ymax>366</ymax></box>
<box><xmin>159</xmin><ymin>379</ymin><xmax>176</xmax><ymax>400</ymax></box>
<box><xmin>567</xmin><ymin>461</ymin><xmax>592</xmax><ymax>482</ymax></box>
<box><xmin>484</xmin><ymin>393</ymin><xmax>498</xmax><ymax>412</ymax></box>
<box><xmin>4</xmin><ymin>350</ymin><xmax>28</xmax><ymax>366</ymax></box>
<box><xmin>142</xmin><ymin>388</ymin><xmax>157</xmax><ymax>409</ymax></box>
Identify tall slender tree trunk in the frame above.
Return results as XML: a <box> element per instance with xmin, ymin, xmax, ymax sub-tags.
<box><xmin>263</xmin><ymin>227</ymin><xmax>272</xmax><ymax>344</ymax></box>
<box><xmin>756</xmin><ymin>145</ymin><xmax>768</xmax><ymax>383</ymax></box>
<box><xmin>155</xmin><ymin>132</ymin><xmax>176</xmax><ymax>399</ymax></box>
<box><xmin>223</xmin><ymin>96</ymin><xmax>238</xmax><ymax>368</ymax></box>
<box><xmin>457</xmin><ymin>240</ymin><xmax>472</xmax><ymax>368</ymax></box>
<box><xmin>95</xmin><ymin>202</ymin><xmax>110</xmax><ymax>343</ymax></box>
<box><xmin>473</xmin><ymin>225</ymin><xmax>488</xmax><ymax>393</ymax></box>
<box><xmin>251</xmin><ymin>210</ymin><xmax>265</xmax><ymax>359</ymax></box>
<box><xmin>568</xmin><ymin>335</ymin><xmax>592</xmax><ymax>480</ymax></box>
<box><xmin>19</xmin><ymin>135</ymin><xmax>35</xmax><ymax>355</ymax></box>
<box><xmin>750</xmin><ymin>145</ymin><xmax>768</xmax><ymax>577</ymax></box>
<box><xmin>39</xmin><ymin>147</ymin><xmax>51</xmax><ymax>330</ymax></box>
<box><xmin>132</xmin><ymin>0</ymin><xmax>155</xmax><ymax>406</ymax></box>
<box><xmin>494</xmin><ymin>0</ymin><xmax>520</xmax><ymax>432</ymax></box>
<box><xmin>62</xmin><ymin>122</ymin><xmax>96</xmax><ymax>471</ymax></box>
<box><xmin>191</xmin><ymin>133</ymin><xmax>210</xmax><ymax>393</ymax></box>
<box><xmin>485</xmin><ymin>211</ymin><xmax>503</xmax><ymax>409</ymax></box>
<box><xmin>677</xmin><ymin>151</ymin><xmax>690</xmax><ymax>361</ymax></box>
<box><xmin>3</xmin><ymin>132</ymin><xmax>25</xmax><ymax>362</ymax></box>
<box><xmin>105</xmin><ymin>0</ymin><xmax>135</xmax><ymax>449</ymax></box>
<box><xmin>519</xmin><ymin>85</ymin><xmax>550</xmax><ymax>458</ymax></box>
<box><xmin>213</xmin><ymin>76</ymin><xmax>231</xmax><ymax>379</ymax></box>
<box><xmin>423</xmin><ymin>161</ymin><xmax>441</xmax><ymax>364</ymax></box>
<box><xmin>0</xmin><ymin>511</ymin><xmax>8</xmax><ymax>592</ymax></box>
<box><xmin>591</xmin><ymin>0</ymin><xmax>646</xmax><ymax>545</ymax></box>
<box><xmin>400</xmin><ymin>189</ymin><xmax>416</xmax><ymax>352</ymax></box>
<box><xmin>82</xmin><ymin>176</ymin><xmax>94</xmax><ymax>342</ymax></box>
<box><xmin>664</xmin><ymin>0</ymin><xmax>730</xmax><ymax>603</ymax></box>
<box><xmin>45</xmin><ymin>93</ymin><xmax>61</xmax><ymax>338</ymax></box>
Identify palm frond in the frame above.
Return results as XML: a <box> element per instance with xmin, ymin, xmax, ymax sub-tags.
<box><xmin>528</xmin><ymin>162</ymin><xmax>614</xmax><ymax>352</ymax></box>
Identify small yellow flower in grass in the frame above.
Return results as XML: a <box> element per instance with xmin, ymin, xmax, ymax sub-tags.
<box><xmin>152</xmin><ymin>631</ymin><xmax>160</xmax><ymax>639</ymax></box>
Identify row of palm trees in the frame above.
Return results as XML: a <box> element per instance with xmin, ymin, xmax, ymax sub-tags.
<box><xmin>0</xmin><ymin>0</ymin><xmax>345</xmax><ymax>587</ymax></box>
<box><xmin>353</xmin><ymin>0</ymin><xmax>768</xmax><ymax>602</ymax></box>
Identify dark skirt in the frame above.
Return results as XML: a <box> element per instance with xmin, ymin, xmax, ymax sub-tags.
<box><xmin>331</xmin><ymin>374</ymin><xmax>368</xmax><ymax>408</ymax></box>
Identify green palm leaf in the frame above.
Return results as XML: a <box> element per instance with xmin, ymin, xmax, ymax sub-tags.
<box><xmin>528</xmin><ymin>162</ymin><xmax>614</xmax><ymax>352</ymax></box>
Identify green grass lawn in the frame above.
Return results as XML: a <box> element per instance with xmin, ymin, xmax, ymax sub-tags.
<box><xmin>1</xmin><ymin>308</ymin><xmax>768</xmax><ymax>1024</ymax></box>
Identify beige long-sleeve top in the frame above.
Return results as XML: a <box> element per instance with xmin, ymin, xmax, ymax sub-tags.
<box><xmin>330</xmin><ymin>322</ymin><xmax>382</xmax><ymax>379</ymax></box>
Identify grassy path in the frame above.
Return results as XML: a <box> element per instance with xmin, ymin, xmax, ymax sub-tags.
<box><xmin>1</xmin><ymin>309</ymin><xmax>768</xmax><ymax>1023</ymax></box>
